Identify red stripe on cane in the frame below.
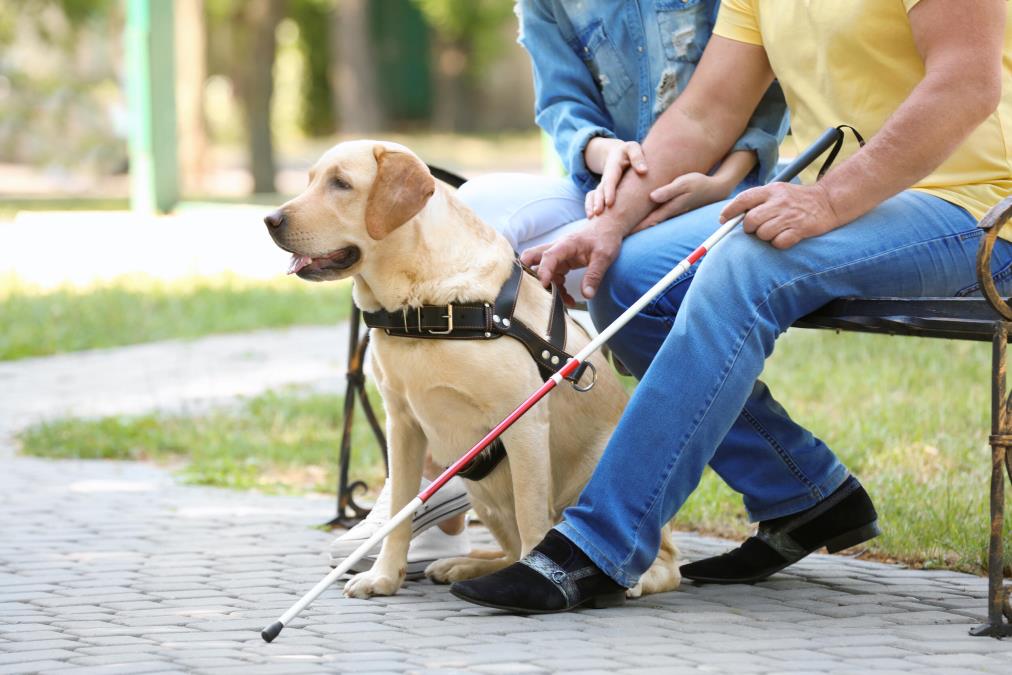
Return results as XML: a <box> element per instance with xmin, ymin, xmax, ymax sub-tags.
<box><xmin>418</xmin><ymin>372</ymin><xmax>569</xmax><ymax>502</ymax></box>
<box><xmin>687</xmin><ymin>245</ymin><xmax>708</xmax><ymax>264</ymax></box>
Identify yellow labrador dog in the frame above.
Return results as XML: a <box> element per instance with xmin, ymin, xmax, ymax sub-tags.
<box><xmin>265</xmin><ymin>140</ymin><xmax>680</xmax><ymax>600</ymax></box>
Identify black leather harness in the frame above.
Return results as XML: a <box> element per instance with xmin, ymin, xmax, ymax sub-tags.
<box><xmin>362</xmin><ymin>261</ymin><xmax>582</xmax><ymax>480</ymax></box>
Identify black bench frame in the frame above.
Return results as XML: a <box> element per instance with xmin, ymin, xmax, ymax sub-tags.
<box><xmin>324</xmin><ymin>174</ymin><xmax>1012</xmax><ymax>637</ymax></box>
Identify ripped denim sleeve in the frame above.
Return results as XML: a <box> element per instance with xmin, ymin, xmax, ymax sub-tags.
<box><xmin>731</xmin><ymin>80</ymin><xmax>791</xmax><ymax>186</ymax></box>
<box><xmin>519</xmin><ymin>0</ymin><xmax>619</xmax><ymax>192</ymax></box>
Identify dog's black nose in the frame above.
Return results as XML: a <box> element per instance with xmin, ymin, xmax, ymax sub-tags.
<box><xmin>264</xmin><ymin>210</ymin><xmax>287</xmax><ymax>230</ymax></box>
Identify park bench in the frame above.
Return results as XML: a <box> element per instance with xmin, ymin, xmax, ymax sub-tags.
<box><xmin>324</xmin><ymin>169</ymin><xmax>1012</xmax><ymax>638</ymax></box>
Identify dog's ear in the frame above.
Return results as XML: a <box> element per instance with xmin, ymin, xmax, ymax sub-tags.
<box><xmin>365</xmin><ymin>146</ymin><xmax>436</xmax><ymax>240</ymax></box>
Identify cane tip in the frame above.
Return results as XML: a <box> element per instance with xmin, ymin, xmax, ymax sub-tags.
<box><xmin>261</xmin><ymin>621</ymin><xmax>284</xmax><ymax>643</ymax></box>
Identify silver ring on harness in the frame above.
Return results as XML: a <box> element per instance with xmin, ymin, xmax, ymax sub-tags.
<box><xmin>571</xmin><ymin>360</ymin><xmax>597</xmax><ymax>393</ymax></box>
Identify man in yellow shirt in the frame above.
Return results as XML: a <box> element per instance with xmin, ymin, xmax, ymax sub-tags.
<box><xmin>452</xmin><ymin>0</ymin><xmax>1011</xmax><ymax>612</ymax></box>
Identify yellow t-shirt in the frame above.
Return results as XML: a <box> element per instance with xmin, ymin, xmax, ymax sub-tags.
<box><xmin>715</xmin><ymin>0</ymin><xmax>1012</xmax><ymax>223</ymax></box>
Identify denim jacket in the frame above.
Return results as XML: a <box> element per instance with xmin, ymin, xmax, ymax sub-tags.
<box><xmin>517</xmin><ymin>0</ymin><xmax>789</xmax><ymax>192</ymax></box>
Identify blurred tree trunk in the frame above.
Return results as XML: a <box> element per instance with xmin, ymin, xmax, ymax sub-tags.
<box><xmin>329</xmin><ymin>0</ymin><xmax>385</xmax><ymax>133</ymax></box>
<box><xmin>233</xmin><ymin>0</ymin><xmax>283</xmax><ymax>194</ymax></box>
<box><xmin>431</xmin><ymin>35</ymin><xmax>471</xmax><ymax>132</ymax></box>
<box><xmin>175</xmin><ymin>0</ymin><xmax>208</xmax><ymax>195</ymax></box>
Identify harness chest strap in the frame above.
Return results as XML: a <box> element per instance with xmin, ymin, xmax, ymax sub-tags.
<box><xmin>361</xmin><ymin>262</ymin><xmax>577</xmax><ymax>382</ymax></box>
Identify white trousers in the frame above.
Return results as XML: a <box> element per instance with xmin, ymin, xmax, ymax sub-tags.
<box><xmin>456</xmin><ymin>173</ymin><xmax>590</xmax><ymax>301</ymax></box>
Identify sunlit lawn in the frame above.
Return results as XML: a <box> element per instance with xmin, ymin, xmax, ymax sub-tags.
<box><xmin>0</xmin><ymin>274</ymin><xmax>351</xmax><ymax>360</ymax></box>
<box><xmin>20</xmin><ymin>388</ymin><xmax>386</xmax><ymax>496</ymax></box>
<box><xmin>681</xmin><ymin>328</ymin><xmax>1011</xmax><ymax>574</ymax></box>
<box><xmin>16</xmin><ymin>324</ymin><xmax>1011</xmax><ymax>574</ymax></box>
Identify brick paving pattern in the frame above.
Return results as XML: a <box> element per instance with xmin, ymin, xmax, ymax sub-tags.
<box><xmin>2</xmin><ymin>325</ymin><xmax>1010</xmax><ymax>673</ymax></box>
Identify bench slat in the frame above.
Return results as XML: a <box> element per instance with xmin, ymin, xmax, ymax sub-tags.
<box><xmin>796</xmin><ymin>297</ymin><xmax>1003</xmax><ymax>342</ymax></box>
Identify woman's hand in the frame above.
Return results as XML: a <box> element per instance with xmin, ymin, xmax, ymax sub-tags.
<box><xmin>584</xmin><ymin>139</ymin><xmax>648</xmax><ymax>218</ymax></box>
<box><xmin>631</xmin><ymin>172</ymin><xmax>734</xmax><ymax>233</ymax></box>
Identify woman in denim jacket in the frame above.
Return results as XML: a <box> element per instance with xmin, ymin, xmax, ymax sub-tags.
<box><xmin>459</xmin><ymin>0</ymin><xmax>789</xmax><ymax>299</ymax></box>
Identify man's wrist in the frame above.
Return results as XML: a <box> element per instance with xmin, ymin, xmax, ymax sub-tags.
<box><xmin>591</xmin><ymin>212</ymin><xmax>633</xmax><ymax>241</ymax></box>
<box><xmin>813</xmin><ymin>181</ymin><xmax>844</xmax><ymax>230</ymax></box>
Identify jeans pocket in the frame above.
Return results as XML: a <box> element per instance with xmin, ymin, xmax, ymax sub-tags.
<box><xmin>569</xmin><ymin>21</ymin><xmax>633</xmax><ymax>106</ymax></box>
<box><xmin>955</xmin><ymin>244</ymin><xmax>1012</xmax><ymax>297</ymax></box>
<box><xmin>656</xmin><ymin>0</ymin><xmax>709</xmax><ymax>63</ymax></box>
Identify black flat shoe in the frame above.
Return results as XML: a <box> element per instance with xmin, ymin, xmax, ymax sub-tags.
<box><xmin>681</xmin><ymin>475</ymin><xmax>881</xmax><ymax>585</ymax></box>
<box><xmin>450</xmin><ymin>529</ymin><xmax>627</xmax><ymax>614</ymax></box>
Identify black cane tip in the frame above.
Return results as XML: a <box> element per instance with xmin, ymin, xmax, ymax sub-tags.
<box><xmin>261</xmin><ymin>621</ymin><xmax>284</xmax><ymax>642</ymax></box>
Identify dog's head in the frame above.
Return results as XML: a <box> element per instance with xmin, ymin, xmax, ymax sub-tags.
<box><xmin>264</xmin><ymin>140</ymin><xmax>436</xmax><ymax>282</ymax></box>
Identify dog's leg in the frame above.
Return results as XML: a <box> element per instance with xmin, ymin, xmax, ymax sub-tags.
<box><xmin>425</xmin><ymin>554</ymin><xmax>513</xmax><ymax>584</ymax></box>
<box><xmin>501</xmin><ymin>412</ymin><xmax>554</xmax><ymax>558</ymax></box>
<box><xmin>424</xmin><ymin>479</ymin><xmax>515</xmax><ymax>583</ymax></box>
<box><xmin>344</xmin><ymin>401</ymin><xmax>424</xmax><ymax>599</ymax></box>
<box><xmin>628</xmin><ymin>522</ymin><xmax>681</xmax><ymax>598</ymax></box>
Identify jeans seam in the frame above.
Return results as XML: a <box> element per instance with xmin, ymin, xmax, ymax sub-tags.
<box><xmin>759</xmin><ymin>227</ymin><xmax>981</xmax><ymax>301</ymax></box>
<box><xmin>955</xmin><ymin>256</ymin><xmax>1012</xmax><ymax>297</ymax></box>
<box><xmin>618</xmin><ymin>290</ymin><xmax>763</xmax><ymax>572</ymax></box>
<box><xmin>645</xmin><ymin>269</ymin><xmax>696</xmax><ymax>316</ymax></box>
<box><xmin>739</xmin><ymin>406</ymin><xmax>822</xmax><ymax>498</ymax></box>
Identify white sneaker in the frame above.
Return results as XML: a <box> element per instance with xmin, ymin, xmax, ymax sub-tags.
<box><xmin>351</xmin><ymin>519</ymin><xmax>471</xmax><ymax>580</ymax></box>
<box><xmin>328</xmin><ymin>476</ymin><xmax>471</xmax><ymax>576</ymax></box>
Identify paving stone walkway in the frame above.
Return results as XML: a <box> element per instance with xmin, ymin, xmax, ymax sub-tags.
<box><xmin>3</xmin><ymin>328</ymin><xmax>1012</xmax><ymax>673</ymax></box>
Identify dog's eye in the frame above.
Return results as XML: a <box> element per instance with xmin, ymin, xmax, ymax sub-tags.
<box><xmin>329</xmin><ymin>176</ymin><xmax>352</xmax><ymax>191</ymax></box>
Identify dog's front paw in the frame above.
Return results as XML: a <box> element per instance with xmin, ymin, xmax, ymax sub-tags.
<box><xmin>343</xmin><ymin>568</ymin><xmax>404</xmax><ymax>598</ymax></box>
<box><xmin>625</xmin><ymin>582</ymin><xmax>643</xmax><ymax>599</ymax></box>
<box><xmin>425</xmin><ymin>556</ymin><xmax>509</xmax><ymax>584</ymax></box>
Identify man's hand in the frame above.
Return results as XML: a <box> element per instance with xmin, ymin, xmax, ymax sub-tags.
<box><xmin>720</xmin><ymin>182</ymin><xmax>842</xmax><ymax>249</ymax></box>
<box><xmin>520</xmin><ymin>223</ymin><xmax>624</xmax><ymax>301</ymax></box>
<box><xmin>585</xmin><ymin>140</ymin><xmax>648</xmax><ymax>218</ymax></box>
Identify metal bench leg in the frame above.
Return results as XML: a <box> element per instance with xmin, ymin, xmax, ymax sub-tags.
<box><xmin>971</xmin><ymin>320</ymin><xmax>1012</xmax><ymax>637</ymax></box>
<box><xmin>323</xmin><ymin>304</ymin><xmax>389</xmax><ymax>529</ymax></box>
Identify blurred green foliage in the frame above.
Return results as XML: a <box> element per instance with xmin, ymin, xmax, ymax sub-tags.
<box><xmin>290</xmin><ymin>0</ymin><xmax>336</xmax><ymax>137</ymax></box>
<box><xmin>411</xmin><ymin>0</ymin><xmax>517</xmax><ymax>87</ymax></box>
<box><xmin>0</xmin><ymin>0</ymin><xmax>125</xmax><ymax>172</ymax></box>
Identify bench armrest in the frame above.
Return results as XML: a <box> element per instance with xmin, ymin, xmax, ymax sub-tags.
<box><xmin>977</xmin><ymin>195</ymin><xmax>1012</xmax><ymax>320</ymax></box>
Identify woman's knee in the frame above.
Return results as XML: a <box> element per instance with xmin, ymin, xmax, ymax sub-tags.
<box><xmin>457</xmin><ymin>173</ymin><xmax>584</xmax><ymax>252</ymax></box>
<box><xmin>456</xmin><ymin>174</ymin><xmax>508</xmax><ymax>224</ymax></box>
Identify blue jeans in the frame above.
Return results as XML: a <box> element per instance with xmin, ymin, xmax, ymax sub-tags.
<box><xmin>555</xmin><ymin>190</ymin><xmax>1012</xmax><ymax>588</ymax></box>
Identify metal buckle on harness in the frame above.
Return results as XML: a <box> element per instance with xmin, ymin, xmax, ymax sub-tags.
<box><xmin>427</xmin><ymin>305</ymin><xmax>454</xmax><ymax>335</ymax></box>
<box><xmin>571</xmin><ymin>360</ymin><xmax>597</xmax><ymax>393</ymax></box>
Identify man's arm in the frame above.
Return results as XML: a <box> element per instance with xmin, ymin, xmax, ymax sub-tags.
<box><xmin>724</xmin><ymin>0</ymin><xmax>1005</xmax><ymax>249</ymax></box>
<box><xmin>524</xmin><ymin>36</ymin><xmax>774</xmax><ymax>298</ymax></box>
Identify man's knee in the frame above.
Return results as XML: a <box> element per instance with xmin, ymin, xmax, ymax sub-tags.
<box><xmin>685</xmin><ymin>231</ymin><xmax>820</xmax><ymax>338</ymax></box>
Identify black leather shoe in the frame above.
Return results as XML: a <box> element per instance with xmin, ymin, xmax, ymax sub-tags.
<box><xmin>450</xmin><ymin>529</ymin><xmax>627</xmax><ymax>614</ymax></box>
<box><xmin>681</xmin><ymin>475</ymin><xmax>880</xmax><ymax>584</ymax></box>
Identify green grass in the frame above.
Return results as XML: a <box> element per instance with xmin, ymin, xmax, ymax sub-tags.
<box><xmin>0</xmin><ymin>197</ymin><xmax>131</xmax><ymax>221</ymax></box>
<box><xmin>17</xmin><ymin>328</ymin><xmax>1012</xmax><ymax>574</ymax></box>
<box><xmin>19</xmin><ymin>388</ymin><xmax>386</xmax><ymax>495</ymax></box>
<box><xmin>0</xmin><ymin>274</ymin><xmax>351</xmax><ymax>360</ymax></box>
<box><xmin>679</xmin><ymin>328</ymin><xmax>1012</xmax><ymax>575</ymax></box>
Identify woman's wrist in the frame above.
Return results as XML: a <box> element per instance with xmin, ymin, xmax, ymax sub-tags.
<box><xmin>712</xmin><ymin>149</ymin><xmax>757</xmax><ymax>197</ymax></box>
<box><xmin>584</xmin><ymin>136</ymin><xmax>620</xmax><ymax>175</ymax></box>
<box><xmin>709</xmin><ymin>172</ymin><xmax>738</xmax><ymax>200</ymax></box>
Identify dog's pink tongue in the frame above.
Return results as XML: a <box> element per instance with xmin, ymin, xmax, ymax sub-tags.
<box><xmin>287</xmin><ymin>254</ymin><xmax>313</xmax><ymax>275</ymax></box>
